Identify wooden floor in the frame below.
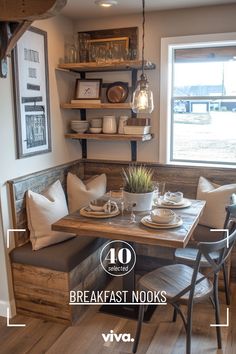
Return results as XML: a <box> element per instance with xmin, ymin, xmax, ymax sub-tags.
<box><xmin>1</xmin><ymin>282</ymin><xmax>236</xmax><ymax>354</ymax></box>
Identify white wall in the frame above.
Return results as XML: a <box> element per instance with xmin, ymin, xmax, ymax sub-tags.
<box><xmin>0</xmin><ymin>15</ymin><xmax>80</xmax><ymax>317</ymax></box>
<box><xmin>75</xmin><ymin>3</ymin><xmax>236</xmax><ymax>162</ymax></box>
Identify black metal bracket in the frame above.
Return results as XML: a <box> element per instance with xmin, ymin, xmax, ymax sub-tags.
<box><xmin>130</xmin><ymin>141</ymin><xmax>137</xmax><ymax>161</ymax></box>
<box><xmin>80</xmin><ymin>139</ymin><xmax>87</xmax><ymax>159</ymax></box>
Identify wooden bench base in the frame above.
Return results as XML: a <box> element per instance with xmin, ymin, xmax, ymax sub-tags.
<box><xmin>11</xmin><ymin>242</ymin><xmax>110</xmax><ymax>324</ymax></box>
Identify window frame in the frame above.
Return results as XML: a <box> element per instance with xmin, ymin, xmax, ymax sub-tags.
<box><xmin>159</xmin><ymin>32</ymin><xmax>236</xmax><ymax>167</ymax></box>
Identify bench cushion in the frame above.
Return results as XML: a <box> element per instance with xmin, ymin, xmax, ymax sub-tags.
<box><xmin>192</xmin><ymin>224</ymin><xmax>223</xmax><ymax>242</ymax></box>
<box><xmin>10</xmin><ymin>237</ymin><xmax>106</xmax><ymax>272</ymax></box>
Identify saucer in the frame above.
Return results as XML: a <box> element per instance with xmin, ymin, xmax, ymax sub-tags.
<box><xmin>155</xmin><ymin>197</ymin><xmax>191</xmax><ymax>209</ymax></box>
<box><xmin>141</xmin><ymin>215</ymin><xmax>183</xmax><ymax>229</ymax></box>
<box><xmin>80</xmin><ymin>207</ymin><xmax>120</xmax><ymax>218</ymax></box>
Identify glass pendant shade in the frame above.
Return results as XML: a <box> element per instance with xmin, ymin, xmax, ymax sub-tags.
<box><xmin>132</xmin><ymin>74</ymin><xmax>154</xmax><ymax>114</ymax></box>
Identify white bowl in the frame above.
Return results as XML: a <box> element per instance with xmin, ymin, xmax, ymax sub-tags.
<box><xmin>151</xmin><ymin>208</ymin><xmax>176</xmax><ymax>224</ymax></box>
<box><xmin>71</xmin><ymin>121</ymin><xmax>89</xmax><ymax>133</ymax></box>
<box><xmin>89</xmin><ymin>127</ymin><xmax>102</xmax><ymax>134</ymax></box>
<box><xmin>71</xmin><ymin>127</ymin><xmax>88</xmax><ymax>133</ymax></box>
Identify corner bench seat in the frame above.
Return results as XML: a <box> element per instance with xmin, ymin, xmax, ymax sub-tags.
<box><xmin>10</xmin><ymin>237</ymin><xmax>109</xmax><ymax>325</ymax></box>
<box><xmin>10</xmin><ymin>237</ymin><xmax>105</xmax><ymax>272</ymax></box>
<box><xmin>7</xmin><ymin>160</ymin><xmax>110</xmax><ymax>325</ymax></box>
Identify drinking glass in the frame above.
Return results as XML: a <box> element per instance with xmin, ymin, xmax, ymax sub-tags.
<box><xmin>125</xmin><ymin>202</ymin><xmax>137</xmax><ymax>224</ymax></box>
<box><xmin>153</xmin><ymin>181</ymin><xmax>166</xmax><ymax>205</ymax></box>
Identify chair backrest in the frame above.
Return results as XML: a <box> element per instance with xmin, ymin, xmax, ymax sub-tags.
<box><xmin>224</xmin><ymin>196</ymin><xmax>236</xmax><ymax>234</ymax></box>
<box><xmin>198</xmin><ymin>229</ymin><xmax>236</xmax><ymax>274</ymax></box>
<box><xmin>173</xmin><ymin>224</ymin><xmax>236</xmax><ymax>302</ymax></box>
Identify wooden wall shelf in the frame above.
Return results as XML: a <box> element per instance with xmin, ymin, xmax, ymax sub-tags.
<box><xmin>61</xmin><ymin>102</ymin><xmax>131</xmax><ymax>109</ymax></box>
<box><xmin>58</xmin><ymin>60</ymin><xmax>156</xmax><ymax>73</ymax></box>
<box><xmin>65</xmin><ymin>133</ymin><xmax>153</xmax><ymax>141</ymax></box>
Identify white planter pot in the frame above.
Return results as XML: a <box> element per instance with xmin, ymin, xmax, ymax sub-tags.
<box><xmin>123</xmin><ymin>190</ymin><xmax>154</xmax><ymax>212</ymax></box>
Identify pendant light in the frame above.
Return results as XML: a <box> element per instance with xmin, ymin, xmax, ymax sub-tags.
<box><xmin>132</xmin><ymin>0</ymin><xmax>154</xmax><ymax>114</ymax></box>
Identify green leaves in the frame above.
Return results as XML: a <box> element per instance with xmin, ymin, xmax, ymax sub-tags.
<box><xmin>122</xmin><ymin>165</ymin><xmax>154</xmax><ymax>193</ymax></box>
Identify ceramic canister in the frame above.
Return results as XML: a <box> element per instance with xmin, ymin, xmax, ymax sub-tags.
<box><xmin>102</xmin><ymin>115</ymin><xmax>117</xmax><ymax>134</ymax></box>
<box><xmin>118</xmin><ymin>115</ymin><xmax>129</xmax><ymax>134</ymax></box>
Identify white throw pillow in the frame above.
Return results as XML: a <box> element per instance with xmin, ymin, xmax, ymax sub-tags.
<box><xmin>67</xmin><ymin>172</ymin><xmax>107</xmax><ymax>212</ymax></box>
<box><xmin>197</xmin><ymin>176</ymin><xmax>236</xmax><ymax>229</ymax></box>
<box><xmin>26</xmin><ymin>180</ymin><xmax>74</xmax><ymax>250</ymax></box>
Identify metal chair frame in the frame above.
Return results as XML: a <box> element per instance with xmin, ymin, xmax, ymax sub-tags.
<box><xmin>174</xmin><ymin>194</ymin><xmax>236</xmax><ymax>306</ymax></box>
<box><xmin>133</xmin><ymin>217</ymin><xmax>236</xmax><ymax>354</ymax></box>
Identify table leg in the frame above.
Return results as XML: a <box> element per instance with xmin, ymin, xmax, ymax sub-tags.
<box><xmin>99</xmin><ymin>242</ymin><xmax>156</xmax><ymax>321</ymax></box>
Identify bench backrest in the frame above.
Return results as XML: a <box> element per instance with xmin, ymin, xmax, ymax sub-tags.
<box><xmin>7</xmin><ymin>160</ymin><xmax>83</xmax><ymax>246</ymax></box>
<box><xmin>83</xmin><ymin>160</ymin><xmax>236</xmax><ymax>199</ymax></box>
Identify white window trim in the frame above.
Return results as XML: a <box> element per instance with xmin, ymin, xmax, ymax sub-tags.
<box><xmin>159</xmin><ymin>32</ymin><xmax>236</xmax><ymax>167</ymax></box>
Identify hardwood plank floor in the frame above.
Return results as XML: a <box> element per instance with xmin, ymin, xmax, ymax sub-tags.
<box><xmin>1</xmin><ymin>283</ymin><xmax>235</xmax><ymax>354</ymax></box>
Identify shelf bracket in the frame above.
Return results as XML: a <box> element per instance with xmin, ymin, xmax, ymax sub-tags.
<box><xmin>79</xmin><ymin>139</ymin><xmax>87</xmax><ymax>159</ymax></box>
<box><xmin>130</xmin><ymin>141</ymin><xmax>137</xmax><ymax>161</ymax></box>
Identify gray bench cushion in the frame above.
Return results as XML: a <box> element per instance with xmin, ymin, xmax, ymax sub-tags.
<box><xmin>192</xmin><ymin>224</ymin><xmax>223</xmax><ymax>242</ymax></box>
<box><xmin>10</xmin><ymin>237</ymin><xmax>106</xmax><ymax>272</ymax></box>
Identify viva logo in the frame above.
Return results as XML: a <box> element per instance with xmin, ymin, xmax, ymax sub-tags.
<box><xmin>102</xmin><ymin>330</ymin><xmax>134</xmax><ymax>342</ymax></box>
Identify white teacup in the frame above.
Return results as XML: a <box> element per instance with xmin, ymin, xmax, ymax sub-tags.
<box><xmin>164</xmin><ymin>191</ymin><xmax>183</xmax><ymax>204</ymax></box>
<box><xmin>89</xmin><ymin>199</ymin><xmax>118</xmax><ymax>213</ymax></box>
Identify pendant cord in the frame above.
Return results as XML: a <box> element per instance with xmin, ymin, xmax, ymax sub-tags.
<box><xmin>142</xmin><ymin>0</ymin><xmax>145</xmax><ymax>76</ymax></box>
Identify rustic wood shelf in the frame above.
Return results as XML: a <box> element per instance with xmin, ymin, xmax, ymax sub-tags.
<box><xmin>58</xmin><ymin>60</ymin><xmax>156</xmax><ymax>73</ymax></box>
<box><xmin>61</xmin><ymin>102</ymin><xmax>131</xmax><ymax>109</ymax></box>
<box><xmin>65</xmin><ymin>133</ymin><xmax>153</xmax><ymax>141</ymax></box>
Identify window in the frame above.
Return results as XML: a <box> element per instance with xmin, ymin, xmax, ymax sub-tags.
<box><xmin>160</xmin><ymin>33</ymin><xmax>236</xmax><ymax>166</ymax></box>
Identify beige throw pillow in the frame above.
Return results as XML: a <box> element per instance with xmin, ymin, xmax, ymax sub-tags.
<box><xmin>27</xmin><ymin>180</ymin><xmax>74</xmax><ymax>250</ymax></box>
<box><xmin>197</xmin><ymin>176</ymin><xmax>236</xmax><ymax>229</ymax></box>
<box><xmin>67</xmin><ymin>173</ymin><xmax>107</xmax><ymax>212</ymax></box>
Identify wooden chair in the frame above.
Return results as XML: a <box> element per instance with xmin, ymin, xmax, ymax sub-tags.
<box><xmin>174</xmin><ymin>193</ymin><xmax>236</xmax><ymax>306</ymax></box>
<box><xmin>132</xmin><ymin>226</ymin><xmax>236</xmax><ymax>354</ymax></box>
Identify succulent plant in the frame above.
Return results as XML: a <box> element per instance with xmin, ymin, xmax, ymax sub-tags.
<box><xmin>122</xmin><ymin>165</ymin><xmax>154</xmax><ymax>194</ymax></box>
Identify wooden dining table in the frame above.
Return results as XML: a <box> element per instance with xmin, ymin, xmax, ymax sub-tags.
<box><xmin>52</xmin><ymin>199</ymin><xmax>205</xmax><ymax>248</ymax></box>
<box><xmin>52</xmin><ymin>199</ymin><xmax>205</xmax><ymax>320</ymax></box>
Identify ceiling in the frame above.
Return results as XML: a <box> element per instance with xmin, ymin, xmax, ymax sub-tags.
<box><xmin>61</xmin><ymin>0</ymin><xmax>236</xmax><ymax>20</ymax></box>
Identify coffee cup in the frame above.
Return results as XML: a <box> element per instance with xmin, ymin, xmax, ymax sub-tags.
<box><xmin>164</xmin><ymin>191</ymin><xmax>183</xmax><ymax>203</ymax></box>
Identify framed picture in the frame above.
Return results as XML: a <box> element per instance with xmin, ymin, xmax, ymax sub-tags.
<box><xmin>78</xmin><ymin>27</ymin><xmax>138</xmax><ymax>63</ymax></box>
<box><xmin>12</xmin><ymin>27</ymin><xmax>51</xmax><ymax>159</ymax></box>
<box><xmin>75</xmin><ymin>79</ymin><xmax>102</xmax><ymax>100</ymax></box>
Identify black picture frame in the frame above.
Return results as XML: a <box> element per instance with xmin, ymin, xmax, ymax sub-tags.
<box><xmin>12</xmin><ymin>26</ymin><xmax>51</xmax><ymax>158</ymax></box>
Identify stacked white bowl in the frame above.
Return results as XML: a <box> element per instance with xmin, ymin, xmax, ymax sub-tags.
<box><xmin>71</xmin><ymin>120</ymin><xmax>89</xmax><ymax>133</ymax></box>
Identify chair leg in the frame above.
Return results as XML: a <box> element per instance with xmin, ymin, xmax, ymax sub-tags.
<box><xmin>186</xmin><ymin>302</ymin><xmax>193</xmax><ymax>354</ymax></box>
<box><xmin>222</xmin><ymin>263</ymin><xmax>230</xmax><ymax>305</ymax></box>
<box><xmin>210</xmin><ymin>295</ymin><xmax>215</xmax><ymax>309</ymax></box>
<box><xmin>172</xmin><ymin>307</ymin><xmax>178</xmax><ymax>322</ymax></box>
<box><xmin>213</xmin><ymin>274</ymin><xmax>222</xmax><ymax>349</ymax></box>
<box><xmin>132</xmin><ymin>305</ymin><xmax>145</xmax><ymax>353</ymax></box>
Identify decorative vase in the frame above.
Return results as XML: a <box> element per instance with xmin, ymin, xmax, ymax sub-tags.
<box><xmin>123</xmin><ymin>190</ymin><xmax>154</xmax><ymax>212</ymax></box>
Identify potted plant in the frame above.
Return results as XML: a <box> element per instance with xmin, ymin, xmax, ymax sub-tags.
<box><xmin>122</xmin><ymin>165</ymin><xmax>155</xmax><ymax>211</ymax></box>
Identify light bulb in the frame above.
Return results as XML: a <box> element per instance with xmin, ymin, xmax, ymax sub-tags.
<box><xmin>132</xmin><ymin>74</ymin><xmax>154</xmax><ymax>114</ymax></box>
<box><xmin>95</xmin><ymin>0</ymin><xmax>118</xmax><ymax>7</ymax></box>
